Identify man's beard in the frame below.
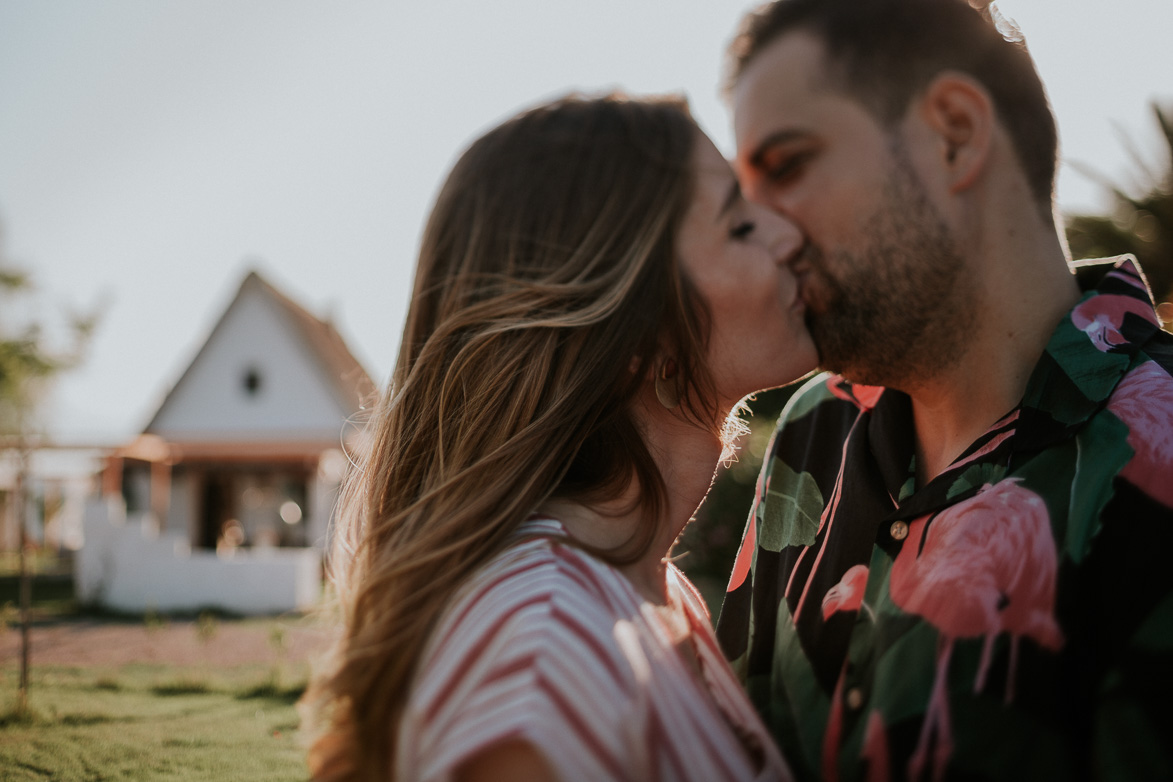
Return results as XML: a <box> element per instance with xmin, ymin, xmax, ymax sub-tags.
<box><xmin>804</xmin><ymin>147</ymin><xmax>977</xmax><ymax>390</ymax></box>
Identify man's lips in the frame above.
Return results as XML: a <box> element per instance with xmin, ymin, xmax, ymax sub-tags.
<box><xmin>793</xmin><ymin>268</ymin><xmax>814</xmax><ymax>306</ymax></box>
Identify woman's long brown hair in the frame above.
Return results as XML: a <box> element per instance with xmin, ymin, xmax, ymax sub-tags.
<box><xmin>300</xmin><ymin>94</ymin><xmax>718</xmax><ymax>781</ymax></box>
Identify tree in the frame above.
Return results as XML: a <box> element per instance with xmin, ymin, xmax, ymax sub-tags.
<box><xmin>0</xmin><ymin>272</ymin><xmax>69</xmax><ymax>430</ymax></box>
<box><xmin>1</xmin><ymin>226</ymin><xmax>95</xmax><ymax>716</ymax></box>
<box><xmin>0</xmin><ymin>229</ymin><xmax>96</xmax><ymax>437</ymax></box>
<box><xmin>1066</xmin><ymin>102</ymin><xmax>1173</xmax><ymax>310</ymax></box>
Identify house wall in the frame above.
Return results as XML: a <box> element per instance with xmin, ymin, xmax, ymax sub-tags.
<box><xmin>0</xmin><ymin>448</ymin><xmax>103</xmax><ymax>552</ymax></box>
<box><xmin>308</xmin><ymin>448</ymin><xmax>347</xmax><ymax>549</ymax></box>
<box><xmin>149</xmin><ymin>287</ymin><xmax>351</xmax><ymax>441</ymax></box>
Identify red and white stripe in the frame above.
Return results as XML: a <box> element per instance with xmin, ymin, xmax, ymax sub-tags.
<box><xmin>397</xmin><ymin>519</ymin><xmax>793</xmax><ymax>782</ymax></box>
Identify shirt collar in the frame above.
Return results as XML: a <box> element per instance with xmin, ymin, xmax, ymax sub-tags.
<box><xmin>1016</xmin><ymin>255</ymin><xmax>1160</xmax><ymax>450</ymax></box>
<box><xmin>860</xmin><ymin>255</ymin><xmax>1160</xmax><ymax>520</ymax></box>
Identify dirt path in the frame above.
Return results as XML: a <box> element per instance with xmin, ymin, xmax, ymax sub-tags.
<box><xmin>0</xmin><ymin>616</ymin><xmax>332</xmax><ymax>668</ymax></box>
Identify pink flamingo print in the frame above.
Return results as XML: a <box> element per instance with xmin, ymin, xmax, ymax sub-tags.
<box><xmin>889</xmin><ymin>479</ymin><xmax>1064</xmax><ymax>782</ymax></box>
<box><xmin>1106</xmin><ymin>361</ymin><xmax>1173</xmax><ymax>508</ymax></box>
<box><xmin>861</xmin><ymin>710</ymin><xmax>891</xmax><ymax>782</ymax></box>
<box><xmin>822</xmin><ymin>564</ymin><xmax>870</xmax><ymax>620</ymax></box>
<box><xmin>1071</xmin><ymin>292</ymin><xmax>1158</xmax><ymax>352</ymax></box>
<box><xmin>821</xmin><ymin>672</ymin><xmax>890</xmax><ymax>782</ymax></box>
<box><xmin>827</xmin><ymin>378</ymin><xmax>885</xmax><ymax>411</ymax></box>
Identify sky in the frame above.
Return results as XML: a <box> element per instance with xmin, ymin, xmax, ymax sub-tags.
<box><xmin>1</xmin><ymin>0</ymin><xmax>1170</xmax><ymax>444</ymax></box>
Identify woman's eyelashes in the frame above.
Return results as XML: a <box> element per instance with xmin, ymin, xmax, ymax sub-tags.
<box><xmin>729</xmin><ymin>220</ymin><xmax>756</xmax><ymax>240</ymax></box>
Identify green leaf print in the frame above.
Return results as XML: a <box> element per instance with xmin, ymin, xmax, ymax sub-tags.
<box><xmin>946</xmin><ymin>463</ymin><xmax>1005</xmax><ymax>500</ymax></box>
<box><xmin>1132</xmin><ymin>593</ymin><xmax>1173</xmax><ymax>652</ymax></box>
<box><xmin>1067</xmin><ymin>409</ymin><xmax>1133</xmax><ymax>563</ymax></box>
<box><xmin>760</xmin><ymin>460</ymin><xmax>824</xmax><ymax>551</ymax></box>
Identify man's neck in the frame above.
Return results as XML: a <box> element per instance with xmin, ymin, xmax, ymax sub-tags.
<box><xmin>907</xmin><ymin>237</ymin><xmax>1081</xmax><ymax>485</ymax></box>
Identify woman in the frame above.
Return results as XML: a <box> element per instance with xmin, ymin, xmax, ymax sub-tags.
<box><xmin>301</xmin><ymin>94</ymin><xmax>816</xmax><ymax>781</ymax></box>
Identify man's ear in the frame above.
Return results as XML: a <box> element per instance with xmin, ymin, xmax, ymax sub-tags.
<box><xmin>917</xmin><ymin>72</ymin><xmax>992</xmax><ymax>194</ymax></box>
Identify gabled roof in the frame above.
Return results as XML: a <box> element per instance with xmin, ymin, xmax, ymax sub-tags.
<box><xmin>143</xmin><ymin>269</ymin><xmax>376</xmax><ymax>436</ymax></box>
<box><xmin>246</xmin><ymin>271</ymin><xmax>376</xmax><ymax>414</ymax></box>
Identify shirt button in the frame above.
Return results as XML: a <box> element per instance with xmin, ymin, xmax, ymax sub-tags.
<box><xmin>890</xmin><ymin>521</ymin><xmax>909</xmax><ymax>541</ymax></box>
<box><xmin>845</xmin><ymin>688</ymin><xmax>864</xmax><ymax>710</ymax></box>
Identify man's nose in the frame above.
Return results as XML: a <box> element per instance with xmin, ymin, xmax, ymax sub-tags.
<box><xmin>763</xmin><ymin>209</ymin><xmax>803</xmax><ymax>264</ymax></box>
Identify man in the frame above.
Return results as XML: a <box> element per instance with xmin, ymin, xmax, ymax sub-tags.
<box><xmin>715</xmin><ymin>0</ymin><xmax>1173</xmax><ymax>780</ymax></box>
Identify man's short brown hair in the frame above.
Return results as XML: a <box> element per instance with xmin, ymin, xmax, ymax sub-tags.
<box><xmin>729</xmin><ymin>0</ymin><xmax>1058</xmax><ymax>209</ymax></box>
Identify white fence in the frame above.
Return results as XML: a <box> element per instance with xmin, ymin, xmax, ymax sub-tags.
<box><xmin>77</xmin><ymin>497</ymin><xmax>321</xmax><ymax>614</ymax></box>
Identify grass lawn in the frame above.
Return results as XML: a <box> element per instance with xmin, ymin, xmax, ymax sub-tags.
<box><xmin>0</xmin><ymin>556</ymin><xmax>78</xmax><ymax>622</ymax></box>
<box><xmin>0</xmin><ymin>662</ymin><xmax>311</xmax><ymax>781</ymax></box>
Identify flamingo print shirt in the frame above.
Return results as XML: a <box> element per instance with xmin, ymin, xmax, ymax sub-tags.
<box><xmin>716</xmin><ymin>256</ymin><xmax>1173</xmax><ymax>782</ymax></box>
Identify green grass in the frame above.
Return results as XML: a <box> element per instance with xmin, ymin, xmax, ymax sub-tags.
<box><xmin>0</xmin><ymin>662</ymin><xmax>311</xmax><ymax>781</ymax></box>
<box><xmin>0</xmin><ymin>551</ymin><xmax>71</xmax><ymax>578</ymax></box>
<box><xmin>0</xmin><ymin>552</ymin><xmax>80</xmax><ymax>621</ymax></box>
<box><xmin>0</xmin><ymin>574</ymin><xmax>78</xmax><ymax>621</ymax></box>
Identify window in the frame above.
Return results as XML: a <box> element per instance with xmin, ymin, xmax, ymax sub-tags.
<box><xmin>242</xmin><ymin>366</ymin><xmax>263</xmax><ymax>397</ymax></box>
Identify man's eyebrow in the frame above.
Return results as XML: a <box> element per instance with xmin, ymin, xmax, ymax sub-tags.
<box><xmin>747</xmin><ymin>129</ymin><xmax>812</xmax><ymax>170</ymax></box>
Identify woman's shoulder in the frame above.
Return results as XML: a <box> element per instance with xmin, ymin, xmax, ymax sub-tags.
<box><xmin>401</xmin><ymin>521</ymin><xmax>650</xmax><ymax>780</ymax></box>
<box><xmin>453</xmin><ymin>519</ymin><xmax>632</xmax><ymax>620</ymax></box>
<box><xmin>416</xmin><ymin>520</ymin><xmax>640</xmax><ymax>686</ymax></box>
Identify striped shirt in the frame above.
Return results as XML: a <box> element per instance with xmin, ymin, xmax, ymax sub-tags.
<box><xmin>397</xmin><ymin>518</ymin><xmax>793</xmax><ymax>782</ymax></box>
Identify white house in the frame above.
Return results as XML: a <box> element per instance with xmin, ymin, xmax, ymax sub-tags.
<box><xmin>77</xmin><ymin>270</ymin><xmax>374</xmax><ymax>614</ymax></box>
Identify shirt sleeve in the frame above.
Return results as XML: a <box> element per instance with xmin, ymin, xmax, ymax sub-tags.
<box><xmin>399</xmin><ymin>557</ymin><xmax>650</xmax><ymax>782</ymax></box>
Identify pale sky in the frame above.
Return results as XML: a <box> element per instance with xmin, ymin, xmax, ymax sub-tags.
<box><xmin>2</xmin><ymin>0</ymin><xmax>1170</xmax><ymax>443</ymax></box>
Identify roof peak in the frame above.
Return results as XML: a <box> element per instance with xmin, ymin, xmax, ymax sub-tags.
<box><xmin>143</xmin><ymin>268</ymin><xmax>375</xmax><ymax>434</ymax></box>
